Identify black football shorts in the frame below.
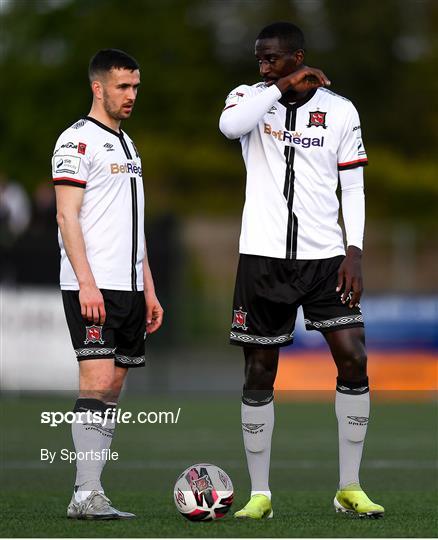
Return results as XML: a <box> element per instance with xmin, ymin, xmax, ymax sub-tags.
<box><xmin>62</xmin><ymin>289</ymin><xmax>146</xmax><ymax>367</ymax></box>
<box><xmin>230</xmin><ymin>254</ymin><xmax>364</xmax><ymax>348</ymax></box>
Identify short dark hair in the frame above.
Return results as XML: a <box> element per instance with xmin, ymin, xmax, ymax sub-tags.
<box><xmin>256</xmin><ymin>22</ymin><xmax>305</xmax><ymax>52</ymax></box>
<box><xmin>88</xmin><ymin>49</ymin><xmax>139</xmax><ymax>82</ymax></box>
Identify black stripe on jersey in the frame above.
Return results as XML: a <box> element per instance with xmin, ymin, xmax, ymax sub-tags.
<box><xmin>280</xmin><ymin>89</ymin><xmax>317</xmax><ymax>259</ymax></box>
<box><xmin>120</xmin><ymin>134</ymin><xmax>133</xmax><ymax>160</ymax></box>
<box><xmin>130</xmin><ymin>177</ymin><xmax>138</xmax><ymax>291</ymax></box>
<box><xmin>291</xmin><ymin>213</ymin><xmax>299</xmax><ymax>259</ymax></box>
<box><xmin>282</xmin><ymin>104</ymin><xmax>297</xmax><ymax>259</ymax></box>
<box><xmin>117</xmin><ymin>133</ymin><xmax>138</xmax><ymax>292</ymax></box>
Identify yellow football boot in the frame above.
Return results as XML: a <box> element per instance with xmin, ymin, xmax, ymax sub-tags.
<box><xmin>334</xmin><ymin>483</ymin><xmax>384</xmax><ymax>518</ymax></box>
<box><xmin>234</xmin><ymin>494</ymin><xmax>273</xmax><ymax>519</ymax></box>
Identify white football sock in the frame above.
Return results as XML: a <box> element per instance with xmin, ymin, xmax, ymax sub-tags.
<box><xmin>71</xmin><ymin>398</ymin><xmax>116</xmax><ymax>495</ymax></box>
<box><xmin>74</xmin><ymin>489</ymin><xmax>104</xmax><ymax>503</ymax></box>
<box><xmin>251</xmin><ymin>490</ymin><xmax>272</xmax><ymax>500</ymax></box>
<box><xmin>335</xmin><ymin>379</ymin><xmax>370</xmax><ymax>489</ymax></box>
<box><xmin>241</xmin><ymin>391</ymin><xmax>274</xmax><ymax>496</ymax></box>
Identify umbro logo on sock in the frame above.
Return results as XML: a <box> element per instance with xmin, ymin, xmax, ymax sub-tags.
<box><xmin>242</xmin><ymin>422</ymin><xmax>265</xmax><ymax>434</ymax></box>
<box><xmin>347</xmin><ymin>416</ymin><xmax>369</xmax><ymax>425</ymax></box>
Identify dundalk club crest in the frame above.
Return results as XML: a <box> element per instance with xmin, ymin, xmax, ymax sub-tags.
<box><xmin>84</xmin><ymin>325</ymin><xmax>104</xmax><ymax>345</ymax></box>
<box><xmin>232</xmin><ymin>308</ymin><xmax>248</xmax><ymax>330</ymax></box>
<box><xmin>307</xmin><ymin>110</ymin><xmax>327</xmax><ymax>129</ymax></box>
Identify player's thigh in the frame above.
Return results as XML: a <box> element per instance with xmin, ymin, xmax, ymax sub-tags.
<box><xmin>302</xmin><ymin>256</ymin><xmax>364</xmax><ymax>335</ymax></box>
<box><xmin>114</xmin><ymin>292</ymin><xmax>146</xmax><ymax>369</ymax></box>
<box><xmin>79</xmin><ymin>358</ymin><xmax>115</xmax><ymax>394</ymax></box>
<box><xmin>62</xmin><ymin>290</ymin><xmax>117</xmax><ymax>362</ymax></box>
<box><xmin>230</xmin><ymin>254</ymin><xmax>298</xmax><ymax>348</ymax></box>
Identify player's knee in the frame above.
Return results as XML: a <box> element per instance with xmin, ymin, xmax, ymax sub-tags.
<box><xmin>80</xmin><ymin>374</ymin><xmax>116</xmax><ymax>401</ymax></box>
<box><xmin>244</xmin><ymin>351</ymin><xmax>277</xmax><ymax>389</ymax></box>
<box><xmin>109</xmin><ymin>380</ymin><xmax>124</xmax><ymax>401</ymax></box>
<box><xmin>245</xmin><ymin>367</ymin><xmax>276</xmax><ymax>389</ymax></box>
<box><xmin>336</xmin><ymin>350</ymin><xmax>367</xmax><ymax>380</ymax></box>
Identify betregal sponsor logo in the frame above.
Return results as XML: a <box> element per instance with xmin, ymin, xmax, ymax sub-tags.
<box><xmin>264</xmin><ymin>123</ymin><xmax>324</xmax><ymax>148</ymax></box>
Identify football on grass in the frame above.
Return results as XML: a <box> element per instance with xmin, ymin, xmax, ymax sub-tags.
<box><xmin>173</xmin><ymin>463</ymin><xmax>233</xmax><ymax>521</ymax></box>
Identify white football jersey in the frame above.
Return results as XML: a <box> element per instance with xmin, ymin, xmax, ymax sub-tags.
<box><xmin>220</xmin><ymin>84</ymin><xmax>367</xmax><ymax>259</ymax></box>
<box><xmin>52</xmin><ymin>117</ymin><xmax>145</xmax><ymax>291</ymax></box>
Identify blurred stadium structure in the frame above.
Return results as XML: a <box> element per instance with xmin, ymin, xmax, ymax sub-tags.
<box><xmin>0</xmin><ymin>0</ymin><xmax>437</xmax><ymax>395</ymax></box>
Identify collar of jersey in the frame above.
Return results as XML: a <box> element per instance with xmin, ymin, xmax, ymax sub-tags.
<box><xmin>279</xmin><ymin>88</ymin><xmax>317</xmax><ymax>109</ymax></box>
<box><xmin>84</xmin><ymin>116</ymin><xmax>125</xmax><ymax>138</ymax></box>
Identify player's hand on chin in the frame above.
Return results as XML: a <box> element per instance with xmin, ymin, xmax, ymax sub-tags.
<box><xmin>145</xmin><ymin>291</ymin><xmax>164</xmax><ymax>334</ymax></box>
<box><xmin>336</xmin><ymin>246</ymin><xmax>363</xmax><ymax>309</ymax></box>
<box><xmin>79</xmin><ymin>284</ymin><xmax>106</xmax><ymax>325</ymax></box>
<box><xmin>276</xmin><ymin>65</ymin><xmax>331</xmax><ymax>95</ymax></box>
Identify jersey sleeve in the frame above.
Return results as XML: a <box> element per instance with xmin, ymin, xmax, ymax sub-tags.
<box><xmin>52</xmin><ymin>131</ymin><xmax>91</xmax><ymax>188</ymax></box>
<box><xmin>219</xmin><ymin>83</ymin><xmax>282</xmax><ymax>139</ymax></box>
<box><xmin>337</xmin><ymin>103</ymin><xmax>368</xmax><ymax>171</ymax></box>
<box><xmin>222</xmin><ymin>84</ymin><xmax>253</xmax><ymax>111</ymax></box>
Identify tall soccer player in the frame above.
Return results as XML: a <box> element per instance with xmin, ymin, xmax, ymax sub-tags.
<box><xmin>52</xmin><ymin>49</ymin><xmax>163</xmax><ymax>519</ymax></box>
<box><xmin>219</xmin><ymin>22</ymin><xmax>384</xmax><ymax>519</ymax></box>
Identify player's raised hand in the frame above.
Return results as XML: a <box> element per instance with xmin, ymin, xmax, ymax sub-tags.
<box><xmin>276</xmin><ymin>66</ymin><xmax>330</xmax><ymax>95</ymax></box>
<box><xmin>79</xmin><ymin>284</ymin><xmax>106</xmax><ymax>325</ymax></box>
<box><xmin>336</xmin><ymin>246</ymin><xmax>363</xmax><ymax>308</ymax></box>
<box><xmin>145</xmin><ymin>292</ymin><xmax>164</xmax><ymax>334</ymax></box>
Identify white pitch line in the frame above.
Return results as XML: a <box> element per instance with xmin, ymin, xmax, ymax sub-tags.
<box><xmin>2</xmin><ymin>459</ymin><xmax>437</xmax><ymax>470</ymax></box>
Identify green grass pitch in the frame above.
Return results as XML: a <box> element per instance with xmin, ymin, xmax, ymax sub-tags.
<box><xmin>1</xmin><ymin>394</ymin><xmax>437</xmax><ymax>537</ymax></box>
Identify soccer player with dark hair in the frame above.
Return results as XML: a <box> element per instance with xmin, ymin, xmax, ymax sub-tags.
<box><xmin>52</xmin><ymin>48</ymin><xmax>163</xmax><ymax>519</ymax></box>
<box><xmin>219</xmin><ymin>22</ymin><xmax>384</xmax><ymax>519</ymax></box>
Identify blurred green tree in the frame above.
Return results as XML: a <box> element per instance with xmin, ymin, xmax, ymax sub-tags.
<box><xmin>0</xmin><ymin>0</ymin><xmax>437</xmax><ymax>224</ymax></box>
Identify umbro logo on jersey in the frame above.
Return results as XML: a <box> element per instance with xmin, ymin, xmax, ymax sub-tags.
<box><xmin>110</xmin><ymin>162</ymin><xmax>142</xmax><ymax>176</ymax></box>
<box><xmin>104</xmin><ymin>143</ymin><xmax>115</xmax><ymax>151</ymax></box>
<box><xmin>264</xmin><ymin>123</ymin><xmax>324</xmax><ymax>148</ymax></box>
<box><xmin>72</xmin><ymin>119</ymin><xmax>87</xmax><ymax>129</ymax></box>
<box><xmin>307</xmin><ymin>110</ymin><xmax>327</xmax><ymax>128</ymax></box>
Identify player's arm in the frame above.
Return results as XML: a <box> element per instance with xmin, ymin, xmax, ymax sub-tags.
<box><xmin>55</xmin><ymin>185</ymin><xmax>106</xmax><ymax>324</ymax></box>
<box><xmin>219</xmin><ymin>68</ymin><xmax>330</xmax><ymax>140</ymax></box>
<box><xmin>219</xmin><ymin>85</ymin><xmax>282</xmax><ymax>139</ymax></box>
<box><xmin>275</xmin><ymin>65</ymin><xmax>330</xmax><ymax>95</ymax></box>
<box><xmin>142</xmin><ymin>236</ymin><xmax>163</xmax><ymax>334</ymax></box>
<box><xmin>335</xmin><ymin>103</ymin><xmax>368</xmax><ymax>308</ymax></box>
<box><xmin>336</xmin><ymin>167</ymin><xmax>365</xmax><ymax>308</ymax></box>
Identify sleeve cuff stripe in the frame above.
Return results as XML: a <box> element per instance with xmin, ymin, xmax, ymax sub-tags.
<box><xmin>53</xmin><ymin>177</ymin><xmax>86</xmax><ymax>186</ymax></box>
<box><xmin>338</xmin><ymin>158</ymin><xmax>368</xmax><ymax>167</ymax></box>
<box><xmin>223</xmin><ymin>104</ymin><xmax>237</xmax><ymax>111</ymax></box>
